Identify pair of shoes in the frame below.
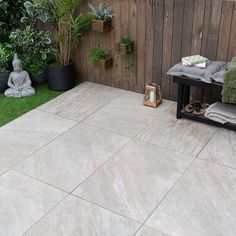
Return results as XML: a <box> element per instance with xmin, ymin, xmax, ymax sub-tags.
<box><xmin>184</xmin><ymin>101</ymin><xmax>209</xmax><ymax>116</ymax></box>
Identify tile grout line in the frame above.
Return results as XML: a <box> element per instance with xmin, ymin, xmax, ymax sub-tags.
<box><xmin>21</xmin><ymin>193</ymin><xmax>71</xmax><ymax>236</ymax></box>
<box><xmin>71</xmin><ymin>194</ymin><xmax>142</xmax><ymax>225</ymax></box>
<box><xmin>9</xmin><ymin>87</ymin><xmax>125</xmax><ymax>171</ymax></box>
<box><xmin>14</xmin><ymin>169</ymin><xmax>70</xmax><ymax>194</ymax></box>
<box><xmin>197</xmin><ymin>157</ymin><xmax>236</xmax><ymax>171</ymax></box>
<box><xmin>132</xmin><ymin>157</ymin><xmax>197</xmax><ymax>236</ymax></box>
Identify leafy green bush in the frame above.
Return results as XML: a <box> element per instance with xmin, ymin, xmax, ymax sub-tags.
<box><xmin>88</xmin><ymin>3</ymin><xmax>114</xmax><ymax>21</ymax></box>
<box><xmin>21</xmin><ymin>53</ymin><xmax>45</xmax><ymax>75</ymax></box>
<box><xmin>9</xmin><ymin>26</ymin><xmax>54</xmax><ymax>61</ymax></box>
<box><xmin>88</xmin><ymin>48</ymin><xmax>110</xmax><ymax>62</ymax></box>
<box><xmin>22</xmin><ymin>0</ymin><xmax>95</xmax><ymax>65</ymax></box>
<box><xmin>0</xmin><ymin>43</ymin><xmax>13</xmax><ymax>73</ymax></box>
<box><xmin>0</xmin><ymin>0</ymin><xmax>26</xmax><ymax>39</ymax></box>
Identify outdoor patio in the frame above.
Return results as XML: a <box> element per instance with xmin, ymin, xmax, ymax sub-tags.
<box><xmin>0</xmin><ymin>81</ymin><xmax>235</xmax><ymax>236</ymax></box>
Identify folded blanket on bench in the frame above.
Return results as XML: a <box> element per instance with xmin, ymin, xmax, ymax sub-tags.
<box><xmin>222</xmin><ymin>57</ymin><xmax>236</xmax><ymax>104</ymax></box>
<box><xmin>205</xmin><ymin>102</ymin><xmax>236</xmax><ymax>125</ymax></box>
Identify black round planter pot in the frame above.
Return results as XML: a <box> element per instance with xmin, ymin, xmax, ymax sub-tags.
<box><xmin>0</xmin><ymin>72</ymin><xmax>10</xmax><ymax>93</ymax></box>
<box><xmin>31</xmin><ymin>70</ymin><xmax>47</xmax><ymax>86</ymax></box>
<box><xmin>46</xmin><ymin>62</ymin><xmax>75</xmax><ymax>91</ymax></box>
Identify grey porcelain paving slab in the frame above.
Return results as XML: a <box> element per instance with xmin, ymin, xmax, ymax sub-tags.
<box><xmin>198</xmin><ymin>129</ymin><xmax>236</xmax><ymax>168</ymax></box>
<box><xmin>24</xmin><ymin>195</ymin><xmax>140</xmax><ymax>236</ymax></box>
<box><xmin>136</xmin><ymin>107</ymin><xmax>216</xmax><ymax>156</ymax></box>
<box><xmin>0</xmin><ymin>165</ymin><xmax>8</xmax><ymax>175</ymax></box>
<box><xmin>83</xmin><ymin>91</ymin><xmax>175</xmax><ymax>137</ymax></box>
<box><xmin>0</xmin><ymin>110</ymin><xmax>76</xmax><ymax>167</ymax></box>
<box><xmin>73</xmin><ymin>140</ymin><xmax>193</xmax><ymax>222</ymax></box>
<box><xmin>146</xmin><ymin>159</ymin><xmax>236</xmax><ymax>236</ymax></box>
<box><xmin>38</xmin><ymin>82</ymin><xmax>123</xmax><ymax>122</ymax></box>
<box><xmin>16</xmin><ymin>123</ymin><xmax>130</xmax><ymax>192</ymax></box>
<box><xmin>0</xmin><ymin>170</ymin><xmax>66</xmax><ymax>236</ymax></box>
<box><xmin>135</xmin><ymin>226</ymin><xmax>168</xmax><ymax>236</ymax></box>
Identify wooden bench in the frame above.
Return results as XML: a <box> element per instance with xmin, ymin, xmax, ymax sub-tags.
<box><xmin>173</xmin><ymin>76</ymin><xmax>236</xmax><ymax>131</ymax></box>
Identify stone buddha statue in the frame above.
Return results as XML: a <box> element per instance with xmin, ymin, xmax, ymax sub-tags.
<box><xmin>4</xmin><ymin>54</ymin><xmax>36</xmax><ymax>98</ymax></box>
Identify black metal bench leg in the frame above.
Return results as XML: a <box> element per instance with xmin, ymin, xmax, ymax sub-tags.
<box><xmin>177</xmin><ymin>83</ymin><xmax>184</xmax><ymax>119</ymax></box>
<box><xmin>183</xmin><ymin>85</ymin><xmax>190</xmax><ymax>106</ymax></box>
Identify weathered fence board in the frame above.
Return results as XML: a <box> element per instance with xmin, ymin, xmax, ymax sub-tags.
<box><xmin>75</xmin><ymin>0</ymin><xmax>236</xmax><ymax>100</ymax></box>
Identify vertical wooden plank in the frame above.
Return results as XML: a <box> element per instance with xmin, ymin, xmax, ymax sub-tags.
<box><xmin>181</xmin><ymin>0</ymin><xmax>195</xmax><ymax>57</ymax></box>
<box><xmin>201</xmin><ymin>0</ymin><xmax>212</xmax><ymax>57</ymax></box>
<box><xmin>217</xmin><ymin>1</ymin><xmax>234</xmax><ymax>61</ymax></box>
<box><xmin>153</xmin><ymin>0</ymin><xmax>164</xmax><ymax>86</ymax></box>
<box><xmin>145</xmin><ymin>0</ymin><xmax>154</xmax><ymax>85</ymax></box>
<box><xmin>170</xmin><ymin>0</ymin><xmax>185</xmax><ymax>101</ymax></box>
<box><xmin>113</xmin><ymin>0</ymin><xmax>122</xmax><ymax>88</ymax></box>
<box><xmin>227</xmin><ymin>3</ymin><xmax>236</xmax><ymax>61</ymax></box>
<box><xmin>129</xmin><ymin>0</ymin><xmax>138</xmax><ymax>92</ymax></box>
<box><xmin>206</xmin><ymin>0</ymin><xmax>223</xmax><ymax>60</ymax></box>
<box><xmin>136</xmin><ymin>0</ymin><xmax>146</xmax><ymax>93</ymax></box>
<box><xmin>162</xmin><ymin>0</ymin><xmax>174</xmax><ymax>100</ymax></box>
<box><xmin>191</xmin><ymin>0</ymin><xmax>205</xmax><ymax>55</ymax></box>
<box><xmin>120</xmin><ymin>0</ymin><xmax>130</xmax><ymax>90</ymax></box>
<box><xmin>190</xmin><ymin>0</ymin><xmax>205</xmax><ymax>101</ymax></box>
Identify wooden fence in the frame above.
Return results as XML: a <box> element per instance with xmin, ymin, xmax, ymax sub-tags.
<box><xmin>75</xmin><ymin>0</ymin><xmax>236</xmax><ymax>101</ymax></box>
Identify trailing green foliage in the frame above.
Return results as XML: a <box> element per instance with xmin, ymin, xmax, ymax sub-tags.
<box><xmin>9</xmin><ymin>26</ymin><xmax>54</xmax><ymax>61</ymax></box>
<box><xmin>116</xmin><ymin>37</ymin><xmax>134</xmax><ymax>71</ymax></box>
<box><xmin>21</xmin><ymin>54</ymin><xmax>45</xmax><ymax>75</ymax></box>
<box><xmin>88</xmin><ymin>2</ymin><xmax>114</xmax><ymax>21</ymax></box>
<box><xmin>0</xmin><ymin>43</ymin><xmax>14</xmax><ymax>73</ymax></box>
<box><xmin>88</xmin><ymin>48</ymin><xmax>110</xmax><ymax>63</ymax></box>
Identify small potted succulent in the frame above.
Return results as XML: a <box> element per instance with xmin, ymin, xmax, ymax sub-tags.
<box><xmin>0</xmin><ymin>43</ymin><xmax>13</xmax><ymax>92</ymax></box>
<box><xmin>116</xmin><ymin>37</ymin><xmax>135</xmax><ymax>70</ymax></box>
<box><xmin>89</xmin><ymin>3</ymin><xmax>114</xmax><ymax>33</ymax></box>
<box><xmin>89</xmin><ymin>48</ymin><xmax>113</xmax><ymax>70</ymax></box>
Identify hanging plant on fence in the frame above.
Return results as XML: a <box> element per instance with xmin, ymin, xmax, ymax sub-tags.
<box><xmin>116</xmin><ymin>37</ymin><xmax>134</xmax><ymax>71</ymax></box>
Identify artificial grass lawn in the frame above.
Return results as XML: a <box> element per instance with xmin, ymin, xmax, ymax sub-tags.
<box><xmin>0</xmin><ymin>84</ymin><xmax>63</xmax><ymax>127</ymax></box>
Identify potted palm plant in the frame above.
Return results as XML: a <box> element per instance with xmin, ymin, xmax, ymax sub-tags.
<box><xmin>89</xmin><ymin>48</ymin><xmax>113</xmax><ymax>70</ymax></box>
<box><xmin>23</xmin><ymin>0</ymin><xmax>94</xmax><ymax>91</ymax></box>
<box><xmin>0</xmin><ymin>43</ymin><xmax>13</xmax><ymax>92</ymax></box>
<box><xmin>89</xmin><ymin>3</ymin><xmax>114</xmax><ymax>33</ymax></box>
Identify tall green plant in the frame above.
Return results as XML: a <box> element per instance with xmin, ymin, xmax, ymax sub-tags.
<box><xmin>24</xmin><ymin>0</ymin><xmax>94</xmax><ymax>65</ymax></box>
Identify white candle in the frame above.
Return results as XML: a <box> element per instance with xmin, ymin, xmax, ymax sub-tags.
<box><xmin>149</xmin><ymin>91</ymin><xmax>155</xmax><ymax>103</ymax></box>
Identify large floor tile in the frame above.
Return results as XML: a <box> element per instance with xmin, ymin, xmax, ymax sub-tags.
<box><xmin>135</xmin><ymin>226</ymin><xmax>168</xmax><ymax>236</ymax></box>
<box><xmin>83</xmin><ymin>92</ymin><xmax>174</xmax><ymax>137</ymax></box>
<box><xmin>0</xmin><ymin>110</ymin><xmax>76</xmax><ymax>167</ymax></box>
<box><xmin>0</xmin><ymin>170</ymin><xmax>66</xmax><ymax>236</ymax></box>
<box><xmin>16</xmin><ymin>123</ymin><xmax>130</xmax><ymax>192</ymax></box>
<box><xmin>198</xmin><ymin>129</ymin><xmax>236</xmax><ymax>168</ymax></box>
<box><xmin>136</xmin><ymin>108</ymin><xmax>216</xmax><ymax>156</ymax></box>
<box><xmin>146</xmin><ymin>159</ymin><xmax>236</xmax><ymax>236</ymax></box>
<box><xmin>39</xmin><ymin>82</ymin><xmax>123</xmax><ymax>122</ymax></box>
<box><xmin>24</xmin><ymin>195</ymin><xmax>140</xmax><ymax>236</ymax></box>
<box><xmin>0</xmin><ymin>165</ymin><xmax>8</xmax><ymax>175</ymax></box>
<box><xmin>73</xmin><ymin>140</ymin><xmax>193</xmax><ymax>222</ymax></box>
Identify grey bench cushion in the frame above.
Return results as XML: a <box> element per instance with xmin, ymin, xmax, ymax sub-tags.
<box><xmin>167</xmin><ymin>61</ymin><xmax>227</xmax><ymax>83</ymax></box>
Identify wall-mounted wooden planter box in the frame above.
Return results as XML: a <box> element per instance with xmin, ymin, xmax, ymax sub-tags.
<box><xmin>92</xmin><ymin>19</ymin><xmax>112</xmax><ymax>33</ymax></box>
<box><xmin>118</xmin><ymin>42</ymin><xmax>134</xmax><ymax>56</ymax></box>
<box><xmin>94</xmin><ymin>57</ymin><xmax>113</xmax><ymax>70</ymax></box>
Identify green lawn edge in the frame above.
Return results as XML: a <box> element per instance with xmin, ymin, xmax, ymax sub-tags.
<box><xmin>0</xmin><ymin>84</ymin><xmax>64</xmax><ymax>127</ymax></box>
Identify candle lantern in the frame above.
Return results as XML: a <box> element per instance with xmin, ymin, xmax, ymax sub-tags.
<box><xmin>143</xmin><ymin>83</ymin><xmax>162</xmax><ymax>108</ymax></box>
